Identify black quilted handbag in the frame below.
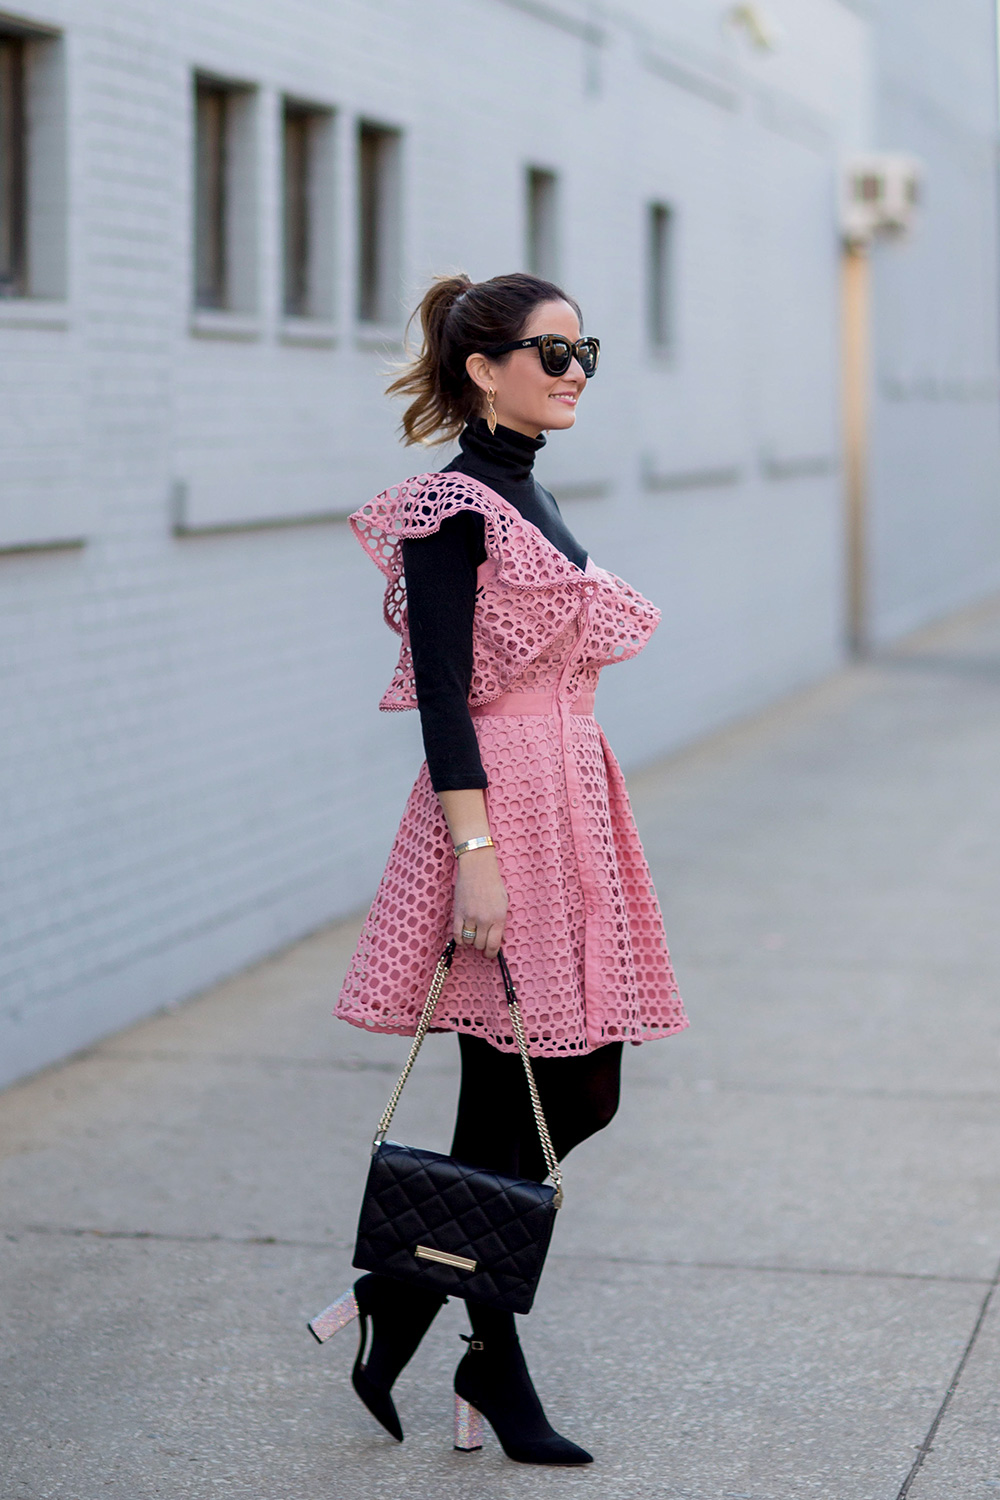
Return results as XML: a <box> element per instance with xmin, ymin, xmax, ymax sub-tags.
<box><xmin>352</xmin><ymin>940</ymin><xmax>563</xmax><ymax>1314</ymax></box>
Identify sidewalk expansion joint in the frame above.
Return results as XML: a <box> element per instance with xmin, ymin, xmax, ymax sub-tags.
<box><xmin>631</xmin><ymin>1077</ymin><xmax>1000</xmax><ymax>1106</ymax></box>
<box><xmin>5</xmin><ymin>1224</ymin><xmax>352</xmax><ymax>1250</ymax></box>
<box><xmin>894</xmin><ymin>1252</ymin><xmax>1000</xmax><ymax>1499</ymax></box>
<box><xmin>7</xmin><ymin>1224</ymin><xmax>994</xmax><ymax>1292</ymax></box>
<box><xmin>553</xmin><ymin>1249</ymin><xmax>996</xmax><ymax>1288</ymax></box>
<box><xmin>72</xmin><ymin>1051</ymin><xmax>1000</xmax><ymax>1104</ymax></box>
<box><xmin>89</xmin><ymin>1048</ymin><xmax>407</xmax><ymax>1073</ymax></box>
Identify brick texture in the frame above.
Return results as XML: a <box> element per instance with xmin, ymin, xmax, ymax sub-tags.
<box><xmin>1</xmin><ymin>0</ymin><xmax>997</xmax><ymax>1085</ymax></box>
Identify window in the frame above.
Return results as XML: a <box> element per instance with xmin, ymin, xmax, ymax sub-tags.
<box><xmin>0</xmin><ymin>34</ymin><xmax>26</xmax><ymax>297</ymax></box>
<box><xmin>647</xmin><ymin>202</ymin><xmax>674</xmax><ymax>352</ymax></box>
<box><xmin>283</xmin><ymin>105</ymin><xmax>309</xmax><ymax>316</ymax></box>
<box><xmin>357</xmin><ymin>121</ymin><xmax>401</xmax><ymax>325</ymax></box>
<box><xmin>282</xmin><ymin>100</ymin><xmax>334</xmax><ymax>320</ymax></box>
<box><xmin>0</xmin><ymin>22</ymin><xmax>76</xmax><ymax>552</ymax></box>
<box><xmin>193</xmin><ymin>75</ymin><xmax>257</xmax><ymax>315</ymax></box>
<box><xmin>195</xmin><ymin>82</ymin><xmax>227</xmax><ymax>308</ymax></box>
<box><xmin>526</xmin><ymin>167</ymin><xmax>559</xmax><ymax>281</ymax></box>
<box><xmin>0</xmin><ymin>22</ymin><xmax>65</xmax><ymax>302</ymax></box>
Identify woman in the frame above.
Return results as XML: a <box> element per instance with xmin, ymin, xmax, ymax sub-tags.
<box><xmin>323</xmin><ymin>272</ymin><xmax>687</xmax><ymax>1464</ymax></box>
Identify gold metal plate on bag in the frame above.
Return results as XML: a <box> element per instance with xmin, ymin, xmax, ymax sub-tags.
<box><xmin>415</xmin><ymin>1244</ymin><xmax>477</xmax><ymax>1273</ymax></box>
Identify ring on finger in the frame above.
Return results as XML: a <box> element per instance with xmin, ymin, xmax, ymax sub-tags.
<box><xmin>461</xmin><ymin>926</ymin><xmax>477</xmax><ymax>941</ymax></box>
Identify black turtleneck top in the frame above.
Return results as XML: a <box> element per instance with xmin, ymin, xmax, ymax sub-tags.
<box><xmin>401</xmin><ymin>419</ymin><xmax>588</xmax><ymax>792</ymax></box>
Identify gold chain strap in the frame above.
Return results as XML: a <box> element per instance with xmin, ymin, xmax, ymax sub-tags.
<box><xmin>503</xmin><ymin>986</ymin><xmax>564</xmax><ymax>1207</ymax></box>
<box><xmin>374</xmin><ymin>942</ymin><xmax>455</xmax><ymax>1145</ymax></box>
<box><xmin>372</xmin><ymin>941</ymin><xmax>564</xmax><ymax>1209</ymax></box>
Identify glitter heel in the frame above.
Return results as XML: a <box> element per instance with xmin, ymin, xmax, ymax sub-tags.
<box><xmin>309</xmin><ymin>1274</ymin><xmax>446</xmax><ymax>1444</ymax></box>
<box><xmin>454</xmin><ymin>1395</ymin><xmax>484</xmax><ymax>1451</ymax></box>
<box><xmin>453</xmin><ymin>1333</ymin><xmax>593</xmax><ymax>1465</ymax></box>
<box><xmin>308</xmin><ymin>1288</ymin><xmax>359</xmax><ymax>1344</ymax></box>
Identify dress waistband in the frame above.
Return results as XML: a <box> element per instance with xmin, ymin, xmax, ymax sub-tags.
<box><xmin>470</xmin><ymin>690</ymin><xmax>595</xmax><ymax>717</ymax></box>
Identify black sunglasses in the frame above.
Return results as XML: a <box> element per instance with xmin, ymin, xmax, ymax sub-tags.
<box><xmin>483</xmin><ymin>333</ymin><xmax>601</xmax><ymax>378</ymax></box>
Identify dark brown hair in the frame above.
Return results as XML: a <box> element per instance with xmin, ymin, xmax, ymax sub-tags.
<box><xmin>387</xmin><ymin>272</ymin><xmax>582</xmax><ymax>446</ymax></box>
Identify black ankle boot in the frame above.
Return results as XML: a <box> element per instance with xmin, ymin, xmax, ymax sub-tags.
<box><xmin>453</xmin><ymin>1332</ymin><xmax>593</xmax><ymax>1465</ymax></box>
<box><xmin>308</xmin><ymin>1274</ymin><xmax>446</xmax><ymax>1441</ymax></box>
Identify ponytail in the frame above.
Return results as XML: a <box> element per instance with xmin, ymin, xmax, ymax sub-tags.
<box><xmin>387</xmin><ymin>274</ymin><xmax>474</xmax><ymax>446</ymax></box>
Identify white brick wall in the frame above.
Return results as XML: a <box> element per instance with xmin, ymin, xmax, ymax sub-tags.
<box><xmin>1</xmin><ymin>0</ymin><xmax>997</xmax><ymax>1087</ymax></box>
<box><xmin>868</xmin><ymin>0</ymin><xmax>1000</xmax><ymax>642</ymax></box>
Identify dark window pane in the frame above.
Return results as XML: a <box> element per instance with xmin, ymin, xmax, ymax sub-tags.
<box><xmin>283</xmin><ymin>106</ymin><xmax>310</xmax><ymax>316</ymax></box>
<box><xmin>358</xmin><ymin>124</ymin><xmax>381</xmax><ymax>322</ymax></box>
<box><xmin>0</xmin><ymin>35</ymin><xmax>27</xmax><ymax>298</ymax></box>
<box><xmin>195</xmin><ymin>82</ymin><xmax>227</xmax><ymax>309</ymax></box>
<box><xmin>648</xmin><ymin>203</ymin><xmax>673</xmax><ymax>350</ymax></box>
<box><xmin>357</xmin><ymin>123</ymin><xmax>399</xmax><ymax>324</ymax></box>
<box><xmin>526</xmin><ymin>168</ymin><xmax>558</xmax><ymax>281</ymax></box>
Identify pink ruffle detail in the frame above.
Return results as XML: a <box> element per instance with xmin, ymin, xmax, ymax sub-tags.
<box><xmin>349</xmin><ymin>471</ymin><xmax>661</xmax><ymax>712</ymax></box>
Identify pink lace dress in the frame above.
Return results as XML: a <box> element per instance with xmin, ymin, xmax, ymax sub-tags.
<box><xmin>335</xmin><ymin>471</ymin><xmax>687</xmax><ymax>1056</ymax></box>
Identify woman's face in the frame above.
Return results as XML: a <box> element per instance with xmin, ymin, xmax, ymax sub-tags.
<box><xmin>468</xmin><ymin>299</ymin><xmax>588</xmax><ymax>439</ymax></box>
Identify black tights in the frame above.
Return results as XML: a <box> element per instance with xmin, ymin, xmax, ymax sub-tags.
<box><xmin>450</xmin><ymin>1034</ymin><xmax>624</xmax><ymax>1343</ymax></box>
<box><xmin>451</xmin><ymin>1034</ymin><xmax>624</xmax><ymax>1181</ymax></box>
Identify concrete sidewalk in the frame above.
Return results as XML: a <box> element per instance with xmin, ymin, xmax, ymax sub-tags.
<box><xmin>4</xmin><ymin>602</ymin><xmax>1000</xmax><ymax>1500</ymax></box>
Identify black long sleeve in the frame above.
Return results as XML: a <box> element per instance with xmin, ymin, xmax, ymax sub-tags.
<box><xmin>402</xmin><ymin>511</ymin><xmax>488</xmax><ymax>792</ymax></box>
<box><xmin>402</xmin><ymin>419</ymin><xmax>588</xmax><ymax>792</ymax></box>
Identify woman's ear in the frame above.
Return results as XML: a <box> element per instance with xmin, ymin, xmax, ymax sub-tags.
<box><xmin>465</xmin><ymin>351</ymin><xmax>495</xmax><ymax>395</ymax></box>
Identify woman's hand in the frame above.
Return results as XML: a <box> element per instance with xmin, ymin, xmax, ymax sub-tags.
<box><xmin>453</xmin><ymin>847</ymin><xmax>508</xmax><ymax>959</ymax></box>
<box><xmin>437</xmin><ymin>788</ymin><xmax>508</xmax><ymax>958</ymax></box>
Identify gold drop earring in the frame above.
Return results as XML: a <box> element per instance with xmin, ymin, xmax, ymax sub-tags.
<box><xmin>486</xmin><ymin>388</ymin><xmax>498</xmax><ymax>436</ymax></box>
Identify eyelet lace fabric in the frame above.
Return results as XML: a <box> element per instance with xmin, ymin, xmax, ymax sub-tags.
<box><xmin>351</xmin><ymin>472</ymin><xmax>662</xmax><ymax>710</ymax></box>
<box><xmin>337</xmin><ymin>473</ymin><xmax>687</xmax><ymax>1056</ymax></box>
